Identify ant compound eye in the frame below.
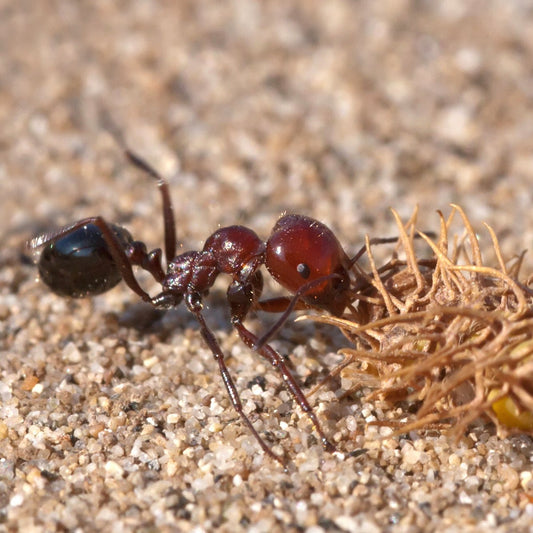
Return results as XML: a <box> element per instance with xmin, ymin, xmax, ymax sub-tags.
<box><xmin>297</xmin><ymin>263</ymin><xmax>310</xmax><ymax>279</ymax></box>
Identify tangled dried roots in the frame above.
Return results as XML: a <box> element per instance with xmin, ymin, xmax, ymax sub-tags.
<box><xmin>311</xmin><ymin>205</ymin><xmax>533</xmax><ymax>438</ymax></box>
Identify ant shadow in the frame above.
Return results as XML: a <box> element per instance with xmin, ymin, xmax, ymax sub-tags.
<box><xmin>116</xmin><ymin>286</ymin><xmax>348</xmax><ymax>397</ymax></box>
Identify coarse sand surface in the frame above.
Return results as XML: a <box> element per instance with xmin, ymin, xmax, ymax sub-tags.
<box><xmin>1</xmin><ymin>1</ymin><xmax>532</xmax><ymax>531</ymax></box>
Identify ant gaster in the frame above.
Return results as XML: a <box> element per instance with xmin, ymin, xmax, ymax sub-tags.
<box><xmin>30</xmin><ymin>132</ymin><xmax>369</xmax><ymax>469</ymax></box>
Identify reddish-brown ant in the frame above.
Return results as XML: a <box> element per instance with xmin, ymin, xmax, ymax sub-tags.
<box><xmin>29</xmin><ymin>130</ymin><xmax>403</xmax><ymax>468</ymax></box>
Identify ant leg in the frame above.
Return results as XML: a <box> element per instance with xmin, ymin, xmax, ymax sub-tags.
<box><xmin>254</xmin><ymin>274</ymin><xmax>342</xmax><ymax>351</ymax></box>
<box><xmin>185</xmin><ymin>294</ymin><xmax>287</xmax><ymax>470</ymax></box>
<box><xmin>231</xmin><ymin>316</ymin><xmax>336</xmax><ymax>453</ymax></box>
<box><xmin>103</xmin><ymin>114</ymin><xmax>177</xmax><ymax>262</ymax></box>
<box><xmin>256</xmin><ymin>297</ymin><xmax>309</xmax><ymax>313</ymax></box>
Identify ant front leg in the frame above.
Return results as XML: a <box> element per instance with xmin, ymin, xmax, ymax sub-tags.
<box><xmin>253</xmin><ymin>273</ymin><xmax>347</xmax><ymax>350</ymax></box>
<box><xmin>228</xmin><ymin>280</ymin><xmax>336</xmax><ymax>453</ymax></box>
<box><xmin>255</xmin><ymin>296</ymin><xmax>311</xmax><ymax>313</ymax></box>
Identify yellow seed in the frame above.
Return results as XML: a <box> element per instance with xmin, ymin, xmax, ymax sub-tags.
<box><xmin>489</xmin><ymin>391</ymin><xmax>533</xmax><ymax>431</ymax></box>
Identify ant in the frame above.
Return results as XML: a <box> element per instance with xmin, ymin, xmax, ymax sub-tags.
<box><xmin>29</xmin><ymin>129</ymin><xmax>403</xmax><ymax>468</ymax></box>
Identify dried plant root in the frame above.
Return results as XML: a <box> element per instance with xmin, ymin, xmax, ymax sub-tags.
<box><xmin>311</xmin><ymin>206</ymin><xmax>533</xmax><ymax>437</ymax></box>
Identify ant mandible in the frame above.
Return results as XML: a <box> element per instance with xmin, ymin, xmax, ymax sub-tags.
<box><xmin>29</xmin><ymin>129</ymin><xmax>382</xmax><ymax>468</ymax></box>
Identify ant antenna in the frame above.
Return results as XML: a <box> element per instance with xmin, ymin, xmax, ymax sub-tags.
<box><xmin>348</xmin><ymin>232</ymin><xmax>437</xmax><ymax>267</ymax></box>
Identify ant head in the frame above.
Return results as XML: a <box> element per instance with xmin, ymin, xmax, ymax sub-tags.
<box><xmin>265</xmin><ymin>214</ymin><xmax>351</xmax><ymax>316</ymax></box>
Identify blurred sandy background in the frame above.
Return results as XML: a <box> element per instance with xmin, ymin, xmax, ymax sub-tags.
<box><xmin>1</xmin><ymin>1</ymin><xmax>533</xmax><ymax>532</ymax></box>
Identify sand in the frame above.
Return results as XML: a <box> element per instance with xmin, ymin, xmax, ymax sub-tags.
<box><xmin>1</xmin><ymin>1</ymin><xmax>532</xmax><ymax>531</ymax></box>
